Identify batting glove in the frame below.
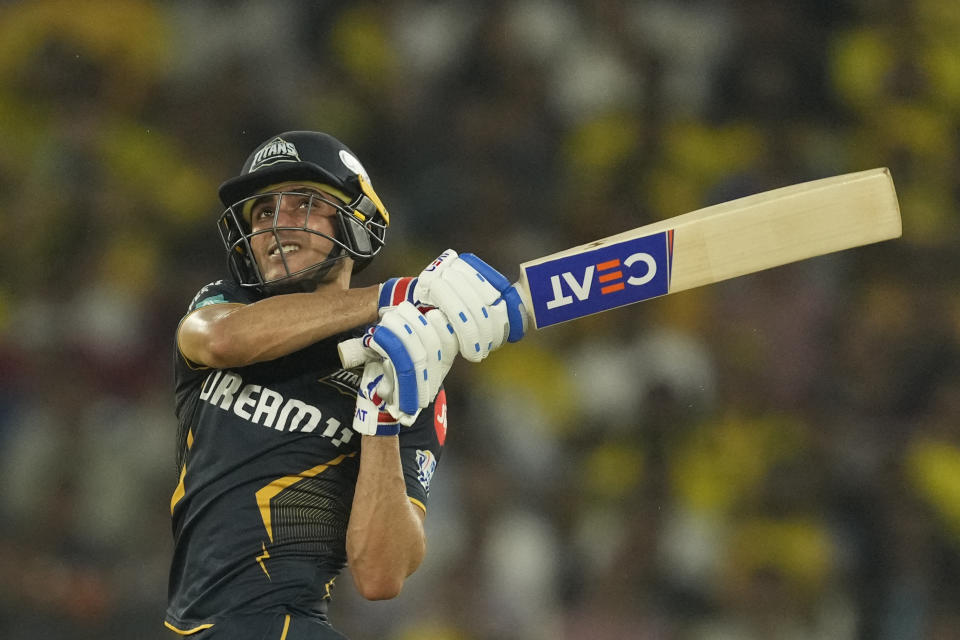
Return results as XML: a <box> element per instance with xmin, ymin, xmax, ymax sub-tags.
<box><xmin>349</xmin><ymin>301</ymin><xmax>457</xmax><ymax>434</ymax></box>
<box><xmin>415</xmin><ymin>250</ymin><xmax>526</xmax><ymax>361</ymax></box>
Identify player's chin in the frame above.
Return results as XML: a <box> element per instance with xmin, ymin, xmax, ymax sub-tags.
<box><xmin>261</xmin><ymin>255</ymin><xmax>307</xmax><ymax>281</ymax></box>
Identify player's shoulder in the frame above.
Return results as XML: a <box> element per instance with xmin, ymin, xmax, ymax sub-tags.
<box><xmin>187</xmin><ymin>279</ymin><xmax>258</xmax><ymax>312</ymax></box>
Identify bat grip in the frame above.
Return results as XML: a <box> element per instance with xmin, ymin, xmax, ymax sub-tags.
<box><xmin>338</xmin><ymin>338</ymin><xmax>377</xmax><ymax>368</ymax></box>
<box><xmin>511</xmin><ymin>279</ymin><xmax>533</xmax><ymax>336</ymax></box>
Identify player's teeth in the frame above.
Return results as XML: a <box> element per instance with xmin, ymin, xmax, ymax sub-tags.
<box><xmin>271</xmin><ymin>245</ymin><xmax>299</xmax><ymax>256</ymax></box>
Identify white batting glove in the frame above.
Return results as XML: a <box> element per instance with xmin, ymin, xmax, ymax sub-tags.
<box><xmin>458</xmin><ymin>252</ymin><xmax>526</xmax><ymax>345</ymax></box>
<box><xmin>416</xmin><ymin>250</ymin><xmax>526</xmax><ymax>361</ymax></box>
<box><xmin>350</xmin><ymin>301</ymin><xmax>458</xmax><ymax>434</ymax></box>
<box><xmin>421</xmin><ymin>307</ymin><xmax>459</xmax><ymax>398</ymax></box>
<box><xmin>352</xmin><ymin>360</ymin><xmax>402</xmax><ymax>436</ymax></box>
<box><xmin>378</xmin><ymin>254</ymin><xmax>490</xmax><ymax>360</ymax></box>
<box><xmin>378</xmin><ymin>250</ymin><xmax>525</xmax><ymax>362</ymax></box>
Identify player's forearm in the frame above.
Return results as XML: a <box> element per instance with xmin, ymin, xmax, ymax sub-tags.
<box><xmin>204</xmin><ymin>285</ymin><xmax>379</xmax><ymax>367</ymax></box>
<box><xmin>346</xmin><ymin>436</ymin><xmax>426</xmax><ymax>600</ymax></box>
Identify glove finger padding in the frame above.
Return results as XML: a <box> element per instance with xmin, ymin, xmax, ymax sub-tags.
<box><xmin>391</xmin><ymin>301</ymin><xmax>443</xmax><ymax>408</ymax></box>
<box><xmin>459</xmin><ymin>253</ymin><xmax>527</xmax><ymax>343</ymax></box>
<box><xmin>357</xmin><ymin>299</ymin><xmax>457</xmax><ymax>423</ymax></box>
<box><xmin>416</xmin><ymin>249</ymin><xmax>459</xmax><ymax>290</ymax></box>
<box><xmin>378</xmin><ymin>358</ymin><xmax>421</xmax><ymax>427</ymax></box>
<box><xmin>426</xmin><ymin>271</ymin><xmax>489</xmax><ymax>361</ymax></box>
<box><xmin>415</xmin><ymin>249</ymin><xmax>508</xmax><ymax>361</ymax></box>
<box><xmin>423</xmin><ymin>308</ymin><xmax>458</xmax><ymax>386</ymax></box>
<box><xmin>484</xmin><ymin>298</ymin><xmax>510</xmax><ymax>351</ymax></box>
<box><xmin>448</xmin><ymin>257</ymin><xmax>504</xmax><ymax>304</ymax></box>
<box><xmin>363</xmin><ymin>305</ymin><xmax>427</xmax><ymax>416</ymax></box>
<box><xmin>447</xmin><ymin>259</ymin><xmax>510</xmax><ymax>351</ymax></box>
<box><xmin>396</xmin><ymin>248</ymin><xmax>524</xmax><ymax>365</ymax></box>
<box><xmin>379</xmin><ymin>358</ymin><xmax>422</xmax><ymax>427</ymax></box>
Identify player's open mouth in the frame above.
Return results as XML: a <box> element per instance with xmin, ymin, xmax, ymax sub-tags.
<box><xmin>268</xmin><ymin>243</ymin><xmax>302</xmax><ymax>258</ymax></box>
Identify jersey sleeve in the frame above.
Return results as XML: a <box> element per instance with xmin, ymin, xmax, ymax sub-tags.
<box><xmin>186</xmin><ymin>279</ymin><xmax>257</xmax><ymax>313</ymax></box>
<box><xmin>177</xmin><ymin>280</ymin><xmax>257</xmax><ymax>370</ymax></box>
<box><xmin>397</xmin><ymin>388</ymin><xmax>448</xmax><ymax>513</ymax></box>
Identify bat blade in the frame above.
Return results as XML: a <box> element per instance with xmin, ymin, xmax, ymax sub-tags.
<box><xmin>516</xmin><ymin>168</ymin><xmax>902</xmax><ymax>330</ymax></box>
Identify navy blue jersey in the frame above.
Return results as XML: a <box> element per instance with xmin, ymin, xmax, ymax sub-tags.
<box><xmin>165</xmin><ymin>280</ymin><xmax>446</xmax><ymax>635</ymax></box>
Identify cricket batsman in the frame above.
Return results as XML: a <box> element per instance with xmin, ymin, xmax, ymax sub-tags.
<box><xmin>165</xmin><ymin>130</ymin><xmax>524</xmax><ymax>638</ymax></box>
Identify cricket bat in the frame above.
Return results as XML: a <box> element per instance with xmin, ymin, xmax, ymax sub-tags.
<box><xmin>339</xmin><ymin>168</ymin><xmax>901</xmax><ymax>367</ymax></box>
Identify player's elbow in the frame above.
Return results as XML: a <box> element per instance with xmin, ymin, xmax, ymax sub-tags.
<box><xmin>351</xmin><ymin>570</ymin><xmax>405</xmax><ymax>601</ymax></box>
<box><xmin>348</xmin><ymin>545</ymin><xmax>425</xmax><ymax>601</ymax></box>
<box><xmin>202</xmin><ymin>332</ymin><xmax>245</xmax><ymax>369</ymax></box>
<box><xmin>180</xmin><ymin>304</ymin><xmax>255</xmax><ymax>369</ymax></box>
<box><xmin>202</xmin><ymin>322</ymin><xmax>264</xmax><ymax>368</ymax></box>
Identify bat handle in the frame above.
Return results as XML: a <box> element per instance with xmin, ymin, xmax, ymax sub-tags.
<box><xmin>338</xmin><ymin>337</ymin><xmax>377</xmax><ymax>368</ymax></box>
<box><xmin>511</xmin><ymin>279</ymin><xmax>533</xmax><ymax>336</ymax></box>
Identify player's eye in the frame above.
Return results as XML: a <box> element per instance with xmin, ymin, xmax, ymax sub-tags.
<box><xmin>304</xmin><ymin>191</ymin><xmax>338</xmax><ymax>215</ymax></box>
<box><xmin>301</xmin><ymin>191</ymin><xmax>326</xmax><ymax>205</ymax></box>
<box><xmin>250</xmin><ymin>202</ymin><xmax>275</xmax><ymax>223</ymax></box>
<box><xmin>279</xmin><ymin>193</ymin><xmax>312</xmax><ymax>210</ymax></box>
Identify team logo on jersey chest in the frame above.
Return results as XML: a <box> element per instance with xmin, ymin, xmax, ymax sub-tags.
<box><xmin>318</xmin><ymin>368</ymin><xmax>362</xmax><ymax>398</ymax></box>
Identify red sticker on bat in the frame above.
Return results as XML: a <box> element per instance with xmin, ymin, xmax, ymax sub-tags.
<box><xmin>433</xmin><ymin>389</ymin><xmax>447</xmax><ymax>446</ymax></box>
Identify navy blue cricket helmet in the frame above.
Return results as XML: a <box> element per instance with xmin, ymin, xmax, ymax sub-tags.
<box><xmin>217</xmin><ymin>131</ymin><xmax>389</xmax><ymax>294</ymax></box>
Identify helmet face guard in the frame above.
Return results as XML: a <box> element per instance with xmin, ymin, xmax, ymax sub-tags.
<box><xmin>218</xmin><ymin>187</ymin><xmax>387</xmax><ymax>294</ymax></box>
<box><xmin>216</xmin><ymin>131</ymin><xmax>390</xmax><ymax>295</ymax></box>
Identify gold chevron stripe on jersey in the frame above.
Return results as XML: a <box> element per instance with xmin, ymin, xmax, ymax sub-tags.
<box><xmin>169</xmin><ymin>428</ymin><xmax>195</xmax><ymax>514</ymax></box>
<box><xmin>164</xmin><ymin>620</ymin><xmax>214</xmax><ymax>635</ymax></box>
<box><xmin>255</xmin><ymin>451</ymin><xmax>357</xmax><ymax>543</ymax></box>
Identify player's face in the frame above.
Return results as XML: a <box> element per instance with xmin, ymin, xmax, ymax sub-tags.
<box><xmin>247</xmin><ymin>184</ymin><xmax>340</xmax><ymax>282</ymax></box>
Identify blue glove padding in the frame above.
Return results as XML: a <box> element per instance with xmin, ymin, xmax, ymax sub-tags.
<box><xmin>362</xmin><ymin>323</ymin><xmax>420</xmax><ymax>416</ymax></box>
<box><xmin>358</xmin><ymin>301</ymin><xmax>456</xmax><ymax>424</ymax></box>
<box><xmin>414</xmin><ymin>249</ymin><xmax>524</xmax><ymax>361</ymax></box>
<box><xmin>458</xmin><ymin>253</ymin><xmax>526</xmax><ymax>343</ymax></box>
<box><xmin>377</xmin><ymin>250</ymin><xmax>526</xmax><ymax>363</ymax></box>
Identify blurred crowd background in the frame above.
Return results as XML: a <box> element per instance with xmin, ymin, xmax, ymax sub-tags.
<box><xmin>1</xmin><ymin>0</ymin><xmax>959</xmax><ymax>638</ymax></box>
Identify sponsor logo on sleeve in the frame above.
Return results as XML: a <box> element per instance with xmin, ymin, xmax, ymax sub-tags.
<box><xmin>433</xmin><ymin>389</ymin><xmax>447</xmax><ymax>446</ymax></box>
<box><xmin>415</xmin><ymin>449</ymin><xmax>437</xmax><ymax>494</ymax></box>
